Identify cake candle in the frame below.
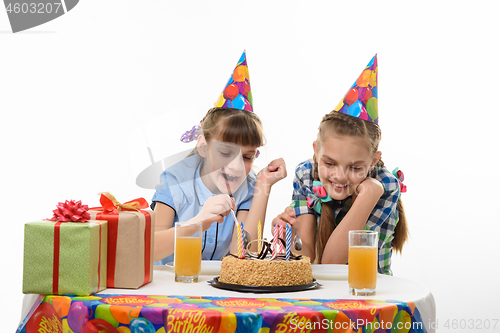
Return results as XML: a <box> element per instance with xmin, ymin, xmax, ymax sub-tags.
<box><xmin>279</xmin><ymin>219</ymin><xmax>284</xmax><ymax>254</ymax></box>
<box><xmin>239</xmin><ymin>221</ymin><xmax>245</xmax><ymax>259</ymax></box>
<box><xmin>272</xmin><ymin>222</ymin><xmax>278</xmax><ymax>258</ymax></box>
<box><xmin>286</xmin><ymin>223</ymin><xmax>291</xmax><ymax>261</ymax></box>
<box><xmin>257</xmin><ymin>220</ymin><xmax>262</xmax><ymax>253</ymax></box>
<box><xmin>237</xmin><ymin>222</ymin><xmax>243</xmax><ymax>258</ymax></box>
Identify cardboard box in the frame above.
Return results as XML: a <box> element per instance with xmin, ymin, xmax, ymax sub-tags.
<box><xmin>23</xmin><ymin>220</ymin><xmax>107</xmax><ymax>296</ymax></box>
<box><xmin>88</xmin><ymin>208</ymin><xmax>155</xmax><ymax>289</ymax></box>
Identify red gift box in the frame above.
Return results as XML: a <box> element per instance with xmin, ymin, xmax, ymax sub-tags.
<box><xmin>89</xmin><ymin>192</ymin><xmax>155</xmax><ymax>289</ymax></box>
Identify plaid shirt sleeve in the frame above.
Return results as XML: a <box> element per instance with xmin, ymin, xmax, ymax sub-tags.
<box><xmin>290</xmin><ymin>159</ymin><xmax>316</xmax><ymax>217</ymax></box>
<box><xmin>363</xmin><ymin>167</ymin><xmax>401</xmax><ymax>275</ymax></box>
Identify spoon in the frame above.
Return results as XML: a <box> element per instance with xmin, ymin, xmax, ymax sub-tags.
<box><xmin>229</xmin><ymin>209</ymin><xmax>251</xmax><ymax>247</ymax></box>
<box><xmin>222</xmin><ymin>167</ymin><xmax>251</xmax><ymax>247</ymax></box>
<box><xmin>293</xmin><ymin>229</ymin><xmax>303</xmax><ymax>251</ymax></box>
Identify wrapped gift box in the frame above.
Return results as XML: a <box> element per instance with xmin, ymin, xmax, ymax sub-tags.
<box><xmin>23</xmin><ymin>220</ymin><xmax>107</xmax><ymax>296</ymax></box>
<box><xmin>88</xmin><ymin>193</ymin><xmax>155</xmax><ymax>289</ymax></box>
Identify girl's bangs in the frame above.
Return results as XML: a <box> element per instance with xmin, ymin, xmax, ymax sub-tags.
<box><xmin>216</xmin><ymin>114</ymin><xmax>264</xmax><ymax>147</ymax></box>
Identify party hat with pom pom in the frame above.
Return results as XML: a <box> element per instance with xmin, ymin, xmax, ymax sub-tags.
<box><xmin>334</xmin><ymin>54</ymin><xmax>378</xmax><ymax>124</ymax></box>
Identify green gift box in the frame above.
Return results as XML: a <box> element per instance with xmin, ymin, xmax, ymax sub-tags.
<box><xmin>23</xmin><ymin>220</ymin><xmax>107</xmax><ymax>296</ymax></box>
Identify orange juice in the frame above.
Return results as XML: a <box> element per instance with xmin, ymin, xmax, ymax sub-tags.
<box><xmin>348</xmin><ymin>246</ymin><xmax>377</xmax><ymax>289</ymax></box>
<box><xmin>174</xmin><ymin>236</ymin><xmax>202</xmax><ymax>277</ymax></box>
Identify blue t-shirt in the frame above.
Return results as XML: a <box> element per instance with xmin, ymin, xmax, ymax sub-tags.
<box><xmin>151</xmin><ymin>154</ymin><xmax>256</xmax><ymax>264</ymax></box>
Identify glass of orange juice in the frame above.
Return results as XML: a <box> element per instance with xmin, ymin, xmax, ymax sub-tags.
<box><xmin>348</xmin><ymin>230</ymin><xmax>378</xmax><ymax>295</ymax></box>
<box><xmin>174</xmin><ymin>221</ymin><xmax>202</xmax><ymax>283</ymax></box>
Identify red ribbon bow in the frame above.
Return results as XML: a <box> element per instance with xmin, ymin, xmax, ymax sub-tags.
<box><xmin>97</xmin><ymin>192</ymin><xmax>149</xmax><ymax>213</ymax></box>
<box><xmin>90</xmin><ymin>192</ymin><xmax>152</xmax><ymax>289</ymax></box>
<box><xmin>392</xmin><ymin>168</ymin><xmax>407</xmax><ymax>193</ymax></box>
<box><xmin>49</xmin><ymin>200</ymin><xmax>91</xmax><ymax>222</ymax></box>
<box><xmin>306</xmin><ymin>181</ymin><xmax>333</xmax><ymax>214</ymax></box>
<box><xmin>47</xmin><ymin>199</ymin><xmax>102</xmax><ymax>294</ymax></box>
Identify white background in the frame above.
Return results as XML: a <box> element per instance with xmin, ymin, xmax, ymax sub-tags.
<box><xmin>2</xmin><ymin>1</ymin><xmax>500</xmax><ymax>332</ymax></box>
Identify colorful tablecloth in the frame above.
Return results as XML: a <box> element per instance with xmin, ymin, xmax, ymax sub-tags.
<box><xmin>18</xmin><ymin>294</ymin><xmax>427</xmax><ymax>333</ymax></box>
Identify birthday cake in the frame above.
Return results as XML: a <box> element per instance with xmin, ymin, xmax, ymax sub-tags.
<box><xmin>219</xmin><ymin>255</ymin><xmax>313</xmax><ymax>287</ymax></box>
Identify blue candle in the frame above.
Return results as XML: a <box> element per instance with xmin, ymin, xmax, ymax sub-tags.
<box><xmin>240</xmin><ymin>221</ymin><xmax>245</xmax><ymax>258</ymax></box>
<box><xmin>286</xmin><ymin>223</ymin><xmax>291</xmax><ymax>261</ymax></box>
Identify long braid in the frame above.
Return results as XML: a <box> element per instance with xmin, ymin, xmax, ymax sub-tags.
<box><xmin>313</xmin><ymin>156</ymin><xmax>336</xmax><ymax>263</ymax></box>
<box><xmin>370</xmin><ymin>157</ymin><xmax>408</xmax><ymax>253</ymax></box>
<box><xmin>392</xmin><ymin>200</ymin><xmax>408</xmax><ymax>253</ymax></box>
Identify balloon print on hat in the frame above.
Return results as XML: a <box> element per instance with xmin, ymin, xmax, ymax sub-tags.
<box><xmin>335</xmin><ymin>54</ymin><xmax>379</xmax><ymax>124</ymax></box>
<box><xmin>217</xmin><ymin>51</ymin><xmax>253</xmax><ymax>111</ymax></box>
<box><xmin>223</xmin><ymin>83</ymin><xmax>239</xmax><ymax>101</ymax></box>
<box><xmin>182</xmin><ymin>50</ymin><xmax>254</xmax><ymax>143</ymax></box>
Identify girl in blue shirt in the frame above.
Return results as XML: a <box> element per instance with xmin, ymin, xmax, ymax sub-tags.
<box><xmin>152</xmin><ymin>52</ymin><xmax>286</xmax><ymax>264</ymax></box>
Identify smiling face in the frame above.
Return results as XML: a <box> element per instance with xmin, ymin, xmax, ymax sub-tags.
<box><xmin>314</xmin><ymin>134</ymin><xmax>380</xmax><ymax>200</ymax></box>
<box><xmin>198</xmin><ymin>138</ymin><xmax>258</xmax><ymax>194</ymax></box>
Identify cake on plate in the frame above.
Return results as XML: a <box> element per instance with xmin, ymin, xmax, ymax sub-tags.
<box><xmin>219</xmin><ymin>254</ymin><xmax>313</xmax><ymax>287</ymax></box>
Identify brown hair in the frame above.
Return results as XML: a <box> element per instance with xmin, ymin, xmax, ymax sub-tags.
<box><xmin>200</xmin><ymin>107</ymin><xmax>265</xmax><ymax>147</ymax></box>
<box><xmin>187</xmin><ymin>107</ymin><xmax>266</xmax><ymax>160</ymax></box>
<box><xmin>313</xmin><ymin>111</ymin><xmax>408</xmax><ymax>263</ymax></box>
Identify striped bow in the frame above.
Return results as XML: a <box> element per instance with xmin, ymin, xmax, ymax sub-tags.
<box><xmin>392</xmin><ymin>167</ymin><xmax>407</xmax><ymax>193</ymax></box>
<box><xmin>306</xmin><ymin>181</ymin><xmax>332</xmax><ymax>214</ymax></box>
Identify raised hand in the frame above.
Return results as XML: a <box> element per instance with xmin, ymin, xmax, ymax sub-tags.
<box><xmin>257</xmin><ymin>158</ymin><xmax>287</xmax><ymax>190</ymax></box>
<box><xmin>353</xmin><ymin>177</ymin><xmax>384</xmax><ymax>204</ymax></box>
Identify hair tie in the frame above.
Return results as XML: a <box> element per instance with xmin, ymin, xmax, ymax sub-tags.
<box><xmin>180</xmin><ymin>121</ymin><xmax>201</xmax><ymax>143</ymax></box>
<box><xmin>306</xmin><ymin>181</ymin><xmax>332</xmax><ymax>214</ymax></box>
<box><xmin>392</xmin><ymin>167</ymin><xmax>407</xmax><ymax>193</ymax></box>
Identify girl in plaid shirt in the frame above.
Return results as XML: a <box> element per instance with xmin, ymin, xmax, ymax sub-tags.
<box><xmin>276</xmin><ymin>111</ymin><xmax>407</xmax><ymax>274</ymax></box>
<box><xmin>275</xmin><ymin>56</ymin><xmax>407</xmax><ymax>275</ymax></box>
